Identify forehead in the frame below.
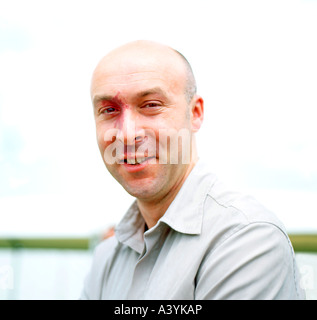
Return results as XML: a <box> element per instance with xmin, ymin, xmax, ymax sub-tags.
<box><xmin>91</xmin><ymin>50</ymin><xmax>187</xmax><ymax>100</ymax></box>
<box><xmin>92</xmin><ymin>72</ymin><xmax>171</xmax><ymax>100</ymax></box>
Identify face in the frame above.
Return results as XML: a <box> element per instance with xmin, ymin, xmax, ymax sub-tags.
<box><xmin>91</xmin><ymin>45</ymin><xmax>203</xmax><ymax>202</ymax></box>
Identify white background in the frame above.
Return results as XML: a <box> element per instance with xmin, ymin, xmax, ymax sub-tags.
<box><xmin>0</xmin><ymin>0</ymin><xmax>317</xmax><ymax>237</ymax></box>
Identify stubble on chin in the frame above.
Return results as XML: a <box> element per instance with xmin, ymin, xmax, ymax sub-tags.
<box><xmin>110</xmin><ymin>163</ymin><xmax>170</xmax><ymax>201</ymax></box>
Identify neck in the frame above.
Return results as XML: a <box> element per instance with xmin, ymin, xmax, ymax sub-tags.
<box><xmin>137</xmin><ymin>158</ymin><xmax>198</xmax><ymax>229</ymax></box>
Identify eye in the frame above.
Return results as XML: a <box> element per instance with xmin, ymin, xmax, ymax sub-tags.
<box><xmin>100</xmin><ymin>106</ymin><xmax>119</xmax><ymax>114</ymax></box>
<box><xmin>104</xmin><ymin>107</ymin><xmax>116</xmax><ymax>113</ymax></box>
<box><xmin>143</xmin><ymin>102</ymin><xmax>161</xmax><ymax>108</ymax></box>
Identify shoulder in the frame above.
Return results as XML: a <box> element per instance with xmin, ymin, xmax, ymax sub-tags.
<box><xmin>202</xmin><ymin>177</ymin><xmax>288</xmax><ymax>244</ymax></box>
<box><xmin>202</xmin><ymin>181</ymin><xmax>293</xmax><ymax>266</ymax></box>
<box><xmin>93</xmin><ymin>235</ymin><xmax>118</xmax><ymax>260</ymax></box>
<box><xmin>196</xmin><ymin>220</ymin><xmax>305</xmax><ymax>299</ymax></box>
<box><xmin>80</xmin><ymin>236</ymin><xmax>118</xmax><ymax>300</ymax></box>
<box><xmin>196</xmin><ymin>179</ymin><xmax>305</xmax><ymax>299</ymax></box>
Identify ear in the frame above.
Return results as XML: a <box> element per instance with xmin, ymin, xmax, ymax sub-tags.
<box><xmin>190</xmin><ymin>95</ymin><xmax>204</xmax><ymax>132</ymax></box>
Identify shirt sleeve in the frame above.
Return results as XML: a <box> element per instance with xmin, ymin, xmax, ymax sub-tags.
<box><xmin>195</xmin><ymin>222</ymin><xmax>305</xmax><ymax>300</ymax></box>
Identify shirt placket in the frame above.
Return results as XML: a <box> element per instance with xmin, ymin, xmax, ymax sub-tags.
<box><xmin>127</xmin><ymin>224</ymin><xmax>166</xmax><ymax>299</ymax></box>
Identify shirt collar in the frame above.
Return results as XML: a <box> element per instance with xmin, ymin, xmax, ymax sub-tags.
<box><xmin>159</xmin><ymin>159</ymin><xmax>216</xmax><ymax>235</ymax></box>
<box><xmin>115</xmin><ymin>201</ymin><xmax>145</xmax><ymax>253</ymax></box>
<box><xmin>115</xmin><ymin>159</ymin><xmax>217</xmax><ymax>252</ymax></box>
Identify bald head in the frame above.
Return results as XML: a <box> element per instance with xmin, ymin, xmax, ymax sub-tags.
<box><xmin>171</xmin><ymin>48</ymin><xmax>197</xmax><ymax>104</ymax></box>
<box><xmin>91</xmin><ymin>40</ymin><xmax>197</xmax><ymax>104</ymax></box>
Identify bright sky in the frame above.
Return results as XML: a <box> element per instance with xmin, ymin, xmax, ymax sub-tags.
<box><xmin>0</xmin><ymin>0</ymin><xmax>316</xmax><ymax>237</ymax></box>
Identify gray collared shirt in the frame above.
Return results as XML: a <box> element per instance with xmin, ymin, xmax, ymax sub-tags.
<box><xmin>81</xmin><ymin>161</ymin><xmax>305</xmax><ymax>300</ymax></box>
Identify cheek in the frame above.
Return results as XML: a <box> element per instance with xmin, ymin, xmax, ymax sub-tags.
<box><xmin>155</xmin><ymin>118</ymin><xmax>192</xmax><ymax>163</ymax></box>
<box><xmin>162</xmin><ymin>107</ymin><xmax>191</xmax><ymax>129</ymax></box>
<box><xmin>96</xmin><ymin>123</ymin><xmax>112</xmax><ymax>151</ymax></box>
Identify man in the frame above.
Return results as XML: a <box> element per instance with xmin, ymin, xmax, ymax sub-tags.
<box><xmin>81</xmin><ymin>40</ymin><xmax>305</xmax><ymax>299</ymax></box>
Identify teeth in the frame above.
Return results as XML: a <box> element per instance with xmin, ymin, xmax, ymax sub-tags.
<box><xmin>126</xmin><ymin>157</ymin><xmax>147</xmax><ymax>165</ymax></box>
<box><xmin>127</xmin><ymin>158</ymin><xmax>136</xmax><ymax>164</ymax></box>
<box><xmin>136</xmin><ymin>157</ymin><xmax>146</xmax><ymax>164</ymax></box>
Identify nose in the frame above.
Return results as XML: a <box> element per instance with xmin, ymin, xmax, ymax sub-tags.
<box><xmin>115</xmin><ymin>108</ymin><xmax>145</xmax><ymax>146</ymax></box>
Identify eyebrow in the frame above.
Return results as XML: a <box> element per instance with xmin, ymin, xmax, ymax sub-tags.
<box><xmin>93</xmin><ymin>94</ymin><xmax>115</xmax><ymax>106</ymax></box>
<box><xmin>93</xmin><ymin>87</ymin><xmax>169</xmax><ymax>107</ymax></box>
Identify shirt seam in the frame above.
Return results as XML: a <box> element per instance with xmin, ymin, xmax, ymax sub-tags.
<box><xmin>201</xmin><ymin>201</ymin><xmax>301</xmax><ymax>299</ymax></box>
<box><xmin>205</xmin><ymin>192</ymin><xmax>301</xmax><ymax>298</ymax></box>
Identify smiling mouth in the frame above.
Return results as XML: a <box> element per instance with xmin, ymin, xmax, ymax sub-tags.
<box><xmin>120</xmin><ymin>156</ymin><xmax>156</xmax><ymax>165</ymax></box>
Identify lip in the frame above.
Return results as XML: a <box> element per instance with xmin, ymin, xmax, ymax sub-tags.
<box><xmin>121</xmin><ymin>156</ymin><xmax>156</xmax><ymax>173</ymax></box>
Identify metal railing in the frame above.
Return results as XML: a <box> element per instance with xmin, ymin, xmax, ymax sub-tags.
<box><xmin>0</xmin><ymin>237</ymin><xmax>91</xmax><ymax>250</ymax></box>
<box><xmin>0</xmin><ymin>234</ymin><xmax>317</xmax><ymax>252</ymax></box>
<box><xmin>288</xmin><ymin>234</ymin><xmax>317</xmax><ymax>253</ymax></box>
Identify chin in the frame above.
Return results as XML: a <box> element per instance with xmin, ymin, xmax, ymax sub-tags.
<box><xmin>122</xmin><ymin>180</ymin><xmax>160</xmax><ymax>200</ymax></box>
<box><xmin>107</xmin><ymin>162</ymin><xmax>164</xmax><ymax>197</ymax></box>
